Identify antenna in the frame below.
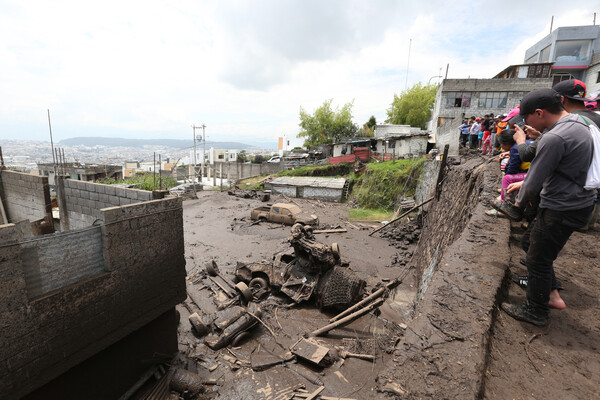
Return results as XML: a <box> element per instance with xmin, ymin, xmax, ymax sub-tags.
<box><xmin>405</xmin><ymin>38</ymin><xmax>412</xmax><ymax>91</ymax></box>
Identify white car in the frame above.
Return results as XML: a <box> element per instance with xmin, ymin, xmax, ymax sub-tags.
<box><xmin>267</xmin><ymin>156</ymin><xmax>281</xmax><ymax>163</ymax></box>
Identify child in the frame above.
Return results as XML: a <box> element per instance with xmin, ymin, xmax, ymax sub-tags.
<box><xmin>498</xmin><ymin>129</ymin><xmax>530</xmax><ymax>201</ymax></box>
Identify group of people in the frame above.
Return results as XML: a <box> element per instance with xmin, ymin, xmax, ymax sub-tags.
<box><xmin>478</xmin><ymin>79</ymin><xmax>600</xmax><ymax>326</ymax></box>
<box><xmin>458</xmin><ymin>113</ymin><xmax>510</xmax><ymax>154</ymax></box>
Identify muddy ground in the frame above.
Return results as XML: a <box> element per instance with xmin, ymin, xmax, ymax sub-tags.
<box><xmin>175</xmin><ymin>190</ymin><xmax>600</xmax><ymax>399</ymax></box>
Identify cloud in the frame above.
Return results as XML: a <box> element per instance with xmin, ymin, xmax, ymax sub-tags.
<box><xmin>0</xmin><ymin>0</ymin><xmax>598</xmax><ymax>148</ymax></box>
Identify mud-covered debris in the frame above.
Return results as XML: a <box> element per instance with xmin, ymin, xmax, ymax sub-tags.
<box><xmin>204</xmin><ymin>302</ymin><xmax>262</xmax><ymax>350</ymax></box>
<box><xmin>189</xmin><ymin>313</ymin><xmax>209</xmax><ymax>336</ymax></box>
<box><xmin>290</xmin><ymin>337</ymin><xmax>332</xmax><ymax>367</ymax></box>
<box><xmin>170</xmin><ymin>368</ymin><xmax>206</xmax><ymax>397</ymax></box>
<box><xmin>235</xmin><ymin>223</ymin><xmax>364</xmax><ymax>308</ymax></box>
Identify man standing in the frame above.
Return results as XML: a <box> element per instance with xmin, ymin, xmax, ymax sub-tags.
<box><xmin>469</xmin><ymin>117</ymin><xmax>481</xmax><ymax>149</ymax></box>
<box><xmin>500</xmin><ymin>88</ymin><xmax>596</xmax><ymax>326</ymax></box>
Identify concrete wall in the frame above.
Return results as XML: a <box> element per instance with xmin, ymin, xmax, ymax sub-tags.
<box><xmin>63</xmin><ymin>179</ymin><xmax>154</xmax><ymax>229</ymax></box>
<box><xmin>0</xmin><ymin>197</ymin><xmax>186</xmax><ymax>400</ymax></box>
<box><xmin>0</xmin><ymin>170</ymin><xmax>51</xmax><ymax>223</ymax></box>
<box><xmin>584</xmin><ymin>52</ymin><xmax>600</xmax><ymax>95</ymax></box>
<box><xmin>21</xmin><ymin>227</ymin><xmax>104</xmax><ymax>298</ymax></box>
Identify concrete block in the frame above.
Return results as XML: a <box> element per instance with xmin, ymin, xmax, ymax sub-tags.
<box><xmin>89</xmin><ymin>192</ymin><xmax>99</xmax><ymax>201</ymax></box>
<box><xmin>99</xmin><ymin>194</ymin><xmax>108</xmax><ymax>204</ymax></box>
<box><xmin>126</xmin><ymin>190</ymin><xmax>136</xmax><ymax>200</ymax></box>
<box><xmin>105</xmin><ymin>186</ymin><xmax>116</xmax><ymax>196</ymax></box>
<box><xmin>96</xmin><ymin>185</ymin><xmax>106</xmax><ymax>194</ymax></box>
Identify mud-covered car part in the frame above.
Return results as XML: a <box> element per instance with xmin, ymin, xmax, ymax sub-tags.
<box><xmin>316</xmin><ymin>266</ymin><xmax>366</xmax><ymax>310</ymax></box>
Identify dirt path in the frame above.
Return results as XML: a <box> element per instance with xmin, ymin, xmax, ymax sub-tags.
<box><xmin>483</xmin><ymin>228</ymin><xmax>600</xmax><ymax>400</ymax></box>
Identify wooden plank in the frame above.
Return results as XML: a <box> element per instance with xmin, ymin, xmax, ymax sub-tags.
<box><xmin>313</xmin><ymin>228</ymin><xmax>347</xmax><ymax>234</ymax></box>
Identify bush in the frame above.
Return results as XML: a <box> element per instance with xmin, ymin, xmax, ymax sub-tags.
<box><xmin>349</xmin><ymin>159</ymin><xmax>424</xmax><ymax>210</ymax></box>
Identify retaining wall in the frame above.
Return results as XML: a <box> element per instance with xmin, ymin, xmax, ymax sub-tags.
<box><xmin>0</xmin><ymin>170</ymin><xmax>51</xmax><ymax>223</ymax></box>
<box><xmin>378</xmin><ymin>158</ymin><xmax>512</xmax><ymax>399</ymax></box>
<box><xmin>0</xmin><ymin>197</ymin><xmax>186</xmax><ymax>400</ymax></box>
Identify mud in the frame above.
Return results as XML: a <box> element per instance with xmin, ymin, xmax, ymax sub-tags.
<box><xmin>173</xmin><ymin>172</ymin><xmax>600</xmax><ymax>399</ymax></box>
<box><xmin>177</xmin><ymin>191</ymin><xmax>412</xmax><ymax>399</ymax></box>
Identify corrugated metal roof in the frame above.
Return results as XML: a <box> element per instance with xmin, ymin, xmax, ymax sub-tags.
<box><xmin>269</xmin><ymin>176</ymin><xmax>346</xmax><ymax>189</ymax></box>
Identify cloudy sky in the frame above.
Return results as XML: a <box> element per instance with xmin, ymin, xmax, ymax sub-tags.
<box><xmin>0</xmin><ymin>1</ymin><xmax>598</xmax><ymax>148</ymax></box>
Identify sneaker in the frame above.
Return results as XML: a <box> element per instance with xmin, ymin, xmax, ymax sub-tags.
<box><xmin>511</xmin><ymin>274</ymin><xmax>528</xmax><ymax>289</ymax></box>
<box><xmin>501</xmin><ymin>302</ymin><xmax>548</xmax><ymax>326</ymax></box>
<box><xmin>491</xmin><ymin>199</ymin><xmax>523</xmax><ymax>221</ymax></box>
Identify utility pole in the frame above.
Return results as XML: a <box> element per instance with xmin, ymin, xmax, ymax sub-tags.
<box><xmin>192</xmin><ymin>124</ymin><xmax>206</xmax><ymax>185</ymax></box>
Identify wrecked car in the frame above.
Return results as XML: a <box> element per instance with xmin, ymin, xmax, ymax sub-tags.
<box><xmin>250</xmin><ymin>203</ymin><xmax>318</xmax><ymax>226</ymax></box>
<box><xmin>235</xmin><ymin>223</ymin><xmax>364</xmax><ymax>309</ymax></box>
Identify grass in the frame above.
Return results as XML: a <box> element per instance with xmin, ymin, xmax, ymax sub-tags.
<box><xmin>348</xmin><ymin>207</ymin><xmax>394</xmax><ymax>222</ymax></box>
<box><xmin>349</xmin><ymin>158</ymin><xmax>424</xmax><ymax>210</ymax></box>
<box><xmin>237</xmin><ymin>175</ymin><xmax>268</xmax><ymax>190</ymax></box>
<box><xmin>98</xmin><ymin>172</ymin><xmax>177</xmax><ymax>191</ymax></box>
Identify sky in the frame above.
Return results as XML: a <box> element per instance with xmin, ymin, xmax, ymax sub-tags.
<box><xmin>0</xmin><ymin>1</ymin><xmax>598</xmax><ymax>149</ymax></box>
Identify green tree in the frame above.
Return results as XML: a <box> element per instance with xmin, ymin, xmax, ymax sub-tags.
<box><xmin>386</xmin><ymin>83</ymin><xmax>437</xmax><ymax>129</ymax></box>
<box><xmin>360</xmin><ymin>115</ymin><xmax>377</xmax><ymax>137</ymax></box>
<box><xmin>237</xmin><ymin>150</ymin><xmax>248</xmax><ymax>163</ymax></box>
<box><xmin>298</xmin><ymin>99</ymin><xmax>357</xmax><ymax>147</ymax></box>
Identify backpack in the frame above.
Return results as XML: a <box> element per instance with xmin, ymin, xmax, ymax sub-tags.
<box><xmin>580</xmin><ymin>115</ymin><xmax>600</xmax><ymax>190</ymax></box>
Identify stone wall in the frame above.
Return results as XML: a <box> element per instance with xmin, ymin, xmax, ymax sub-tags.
<box><xmin>0</xmin><ymin>197</ymin><xmax>186</xmax><ymax>400</ymax></box>
<box><xmin>0</xmin><ymin>170</ymin><xmax>51</xmax><ymax>223</ymax></box>
<box><xmin>63</xmin><ymin>179</ymin><xmax>154</xmax><ymax>229</ymax></box>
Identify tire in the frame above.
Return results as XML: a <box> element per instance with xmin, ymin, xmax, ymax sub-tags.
<box><xmin>258</xmin><ymin>217</ymin><xmax>267</xmax><ymax>223</ymax></box>
<box><xmin>231</xmin><ymin>331</ymin><xmax>251</xmax><ymax>347</ymax></box>
<box><xmin>331</xmin><ymin>243</ymin><xmax>340</xmax><ymax>260</ymax></box>
<box><xmin>235</xmin><ymin>282</ymin><xmax>253</xmax><ymax>302</ymax></box>
<box><xmin>249</xmin><ymin>277</ymin><xmax>270</xmax><ymax>301</ymax></box>
<box><xmin>206</xmin><ymin>260</ymin><xmax>219</xmax><ymax>277</ymax></box>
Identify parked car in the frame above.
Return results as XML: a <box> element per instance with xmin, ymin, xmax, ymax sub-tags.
<box><xmin>250</xmin><ymin>203</ymin><xmax>318</xmax><ymax>226</ymax></box>
<box><xmin>267</xmin><ymin>156</ymin><xmax>282</xmax><ymax>163</ymax></box>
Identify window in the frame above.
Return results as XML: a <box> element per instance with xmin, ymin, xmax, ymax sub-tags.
<box><xmin>540</xmin><ymin>45</ymin><xmax>551</xmax><ymax>62</ymax></box>
<box><xmin>554</xmin><ymin>40</ymin><xmax>590</xmax><ymax>62</ymax></box>
<box><xmin>553</xmin><ymin>74</ymin><xmax>574</xmax><ymax>86</ymax></box>
<box><xmin>478</xmin><ymin>92</ymin><xmax>508</xmax><ymax>108</ymax></box>
<box><xmin>527</xmin><ymin>64</ymin><xmax>551</xmax><ymax>78</ymax></box>
<box><xmin>525</xmin><ymin>54</ymin><xmax>538</xmax><ymax>64</ymax></box>
<box><xmin>444</xmin><ymin>92</ymin><xmax>472</xmax><ymax>108</ymax></box>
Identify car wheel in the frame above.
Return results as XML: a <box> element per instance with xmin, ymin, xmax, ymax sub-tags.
<box><xmin>235</xmin><ymin>282</ymin><xmax>253</xmax><ymax>302</ymax></box>
<box><xmin>249</xmin><ymin>277</ymin><xmax>270</xmax><ymax>301</ymax></box>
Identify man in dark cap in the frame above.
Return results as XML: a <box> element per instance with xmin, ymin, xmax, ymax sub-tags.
<box><xmin>499</xmin><ymin>88</ymin><xmax>596</xmax><ymax>326</ymax></box>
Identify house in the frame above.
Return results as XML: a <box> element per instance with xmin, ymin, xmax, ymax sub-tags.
<box><xmin>36</xmin><ymin>162</ymin><xmax>122</xmax><ymax>186</ymax></box>
<box><xmin>430</xmin><ymin>24</ymin><xmax>600</xmax><ymax>156</ymax></box>
<box><xmin>523</xmin><ymin>25</ymin><xmax>600</xmax><ymax>87</ymax></box>
<box><xmin>330</xmin><ymin>124</ymin><xmax>429</xmax><ymax>164</ymax></box>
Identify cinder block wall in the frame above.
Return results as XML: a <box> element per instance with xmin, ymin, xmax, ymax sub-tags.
<box><xmin>63</xmin><ymin>180</ymin><xmax>153</xmax><ymax>229</ymax></box>
<box><xmin>0</xmin><ymin>197</ymin><xmax>186</xmax><ymax>400</ymax></box>
<box><xmin>0</xmin><ymin>170</ymin><xmax>51</xmax><ymax>223</ymax></box>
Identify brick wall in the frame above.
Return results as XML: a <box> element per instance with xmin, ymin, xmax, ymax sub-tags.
<box><xmin>63</xmin><ymin>180</ymin><xmax>153</xmax><ymax>229</ymax></box>
<box><xmin>0</xmin><ymin>197</ymin><xmax>186</xmax><ymax>400</ymax></box>
<box><xmin>0</xmin><ymin>170</ymin><xmax>51</xmax><ymax>223</ymax></box>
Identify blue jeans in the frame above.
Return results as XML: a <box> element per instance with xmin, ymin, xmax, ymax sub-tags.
<box><xmin>525</xmin><ymin>206</ymin><xmax>593</xmax><ymax>314</ymax></box>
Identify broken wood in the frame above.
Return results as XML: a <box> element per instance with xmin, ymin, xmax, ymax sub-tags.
<box><xmin>329</xmin><ymin>287</ymin><xmax>386</xmax><ymax>323</ymax></box>
<box><xmin>290</xmin><ymin>338</ymin><xmax>330</xmax><ymax>366</ymax></box>
<box><xmin>310</xmin><ymin>298</ymin><xmax>385</xmax><ymax>337</ymax></box>
<box><xmin>368</xmin><ymin>196</ymin><xmax>434</xmax><ymax>236</ymax></box>
<box><xmin>189</xmin><ymin>312</ymin><xmax>209</xmax><ymax>336</ymax></box>
<box><xmin>209</xmin><ymin>275</ymin><xmax>237</xmax><ymax>298</ymax></box>
<box><xmin>293</xmin><ymin>394</ymin><xmax>356</xmax><ymax>400</ymax></box>
<box><xmin>304</xmin><ymin>386</ymin><xmax>325</xmax><ymax>400</ymax></box>
<box><xmin>313</xmin><ymin>228</ymin><xmax>347</xmax><ymax>234</ymax></box>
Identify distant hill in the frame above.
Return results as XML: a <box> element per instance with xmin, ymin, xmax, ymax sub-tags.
<box><xmin>58</xmin><ymin>137</ymin><xmax>264</xmax><ymax>150</ymax></box>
